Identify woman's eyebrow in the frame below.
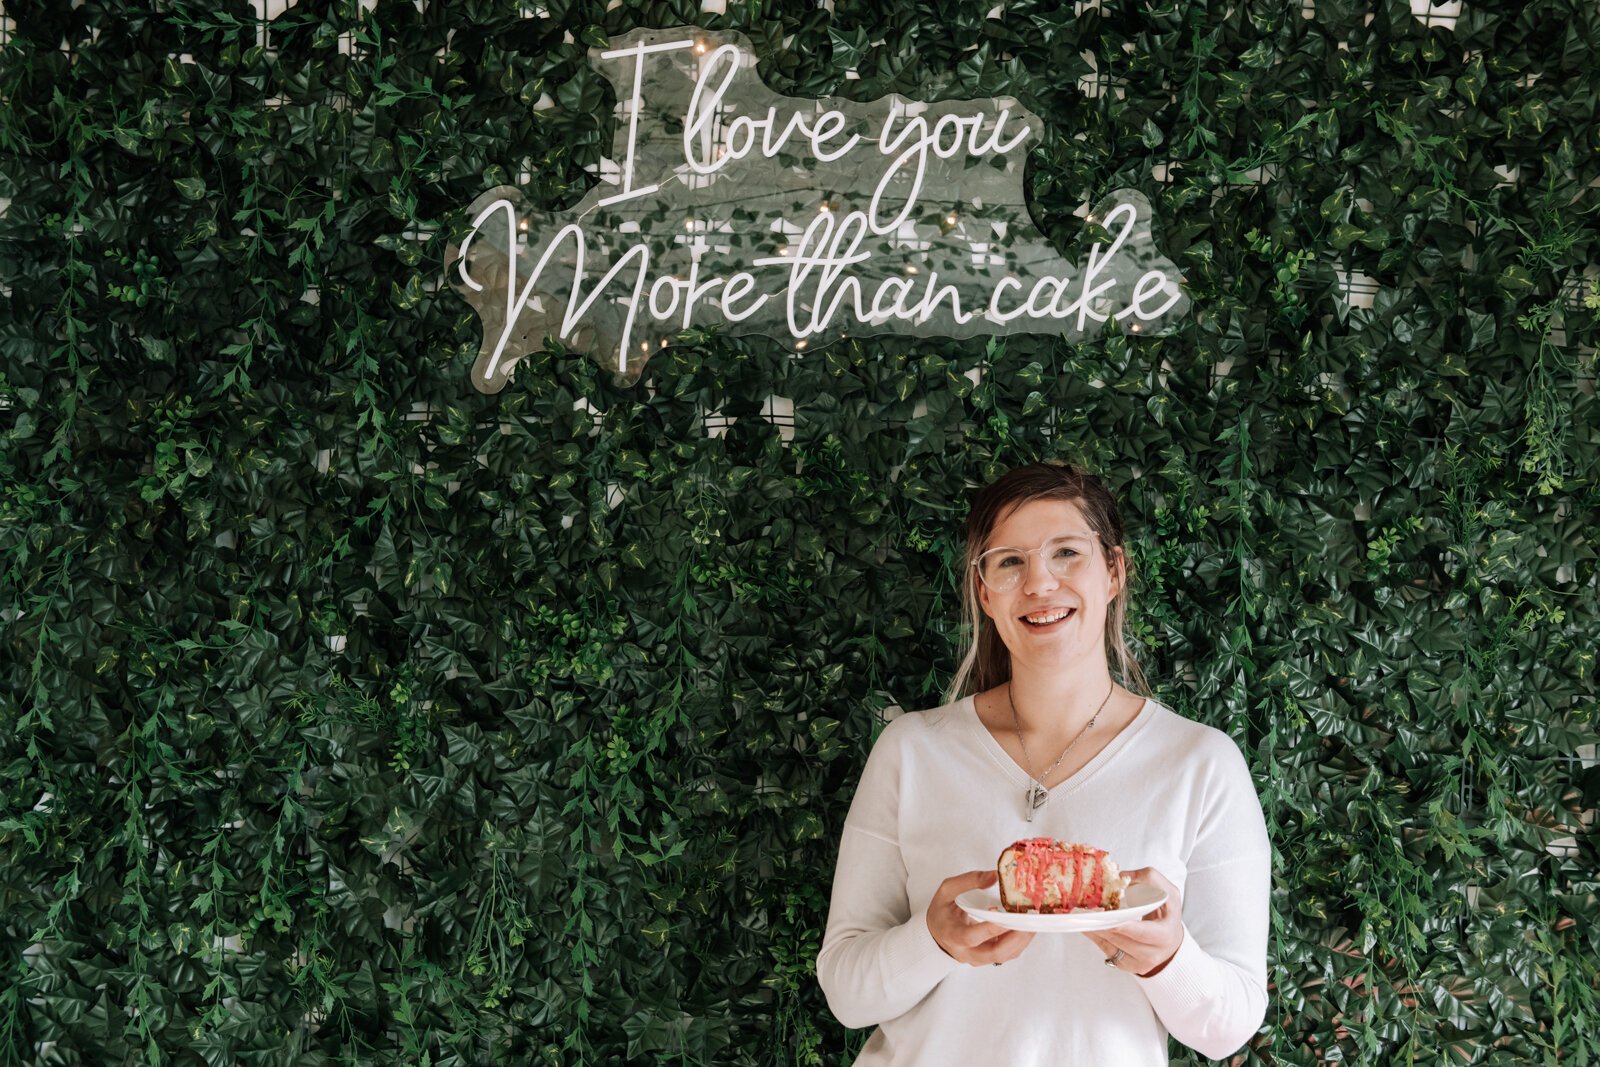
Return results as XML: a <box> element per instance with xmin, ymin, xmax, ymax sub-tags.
<box><xmin>989</xmin><ymin>532</ymin><xmax>1097</xmax><ymax>549</ymax></box>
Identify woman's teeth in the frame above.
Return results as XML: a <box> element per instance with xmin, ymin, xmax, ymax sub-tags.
<box><xmin>1022</xmin><ymin>609</ymin><xmax>1074</xmax><ymax>626</ymax></box>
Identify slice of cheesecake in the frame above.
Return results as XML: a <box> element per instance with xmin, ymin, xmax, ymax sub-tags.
<box><xmin>997</xmin><ymin>838</ymin><xmax>1130</xmax><ymax>913</ymax></box>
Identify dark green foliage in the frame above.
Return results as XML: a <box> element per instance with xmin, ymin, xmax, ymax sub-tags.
<box><xmin>2</xmin><ymin>0</ymin><xmax>1597</xmax><ymax>1063</ymax></box>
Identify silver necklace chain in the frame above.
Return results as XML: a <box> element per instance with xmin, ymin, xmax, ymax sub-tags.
<box><xmin>1008</xmin><ymin>681</ymin><xmax>1115</xmax><ymax>822</ymax></box>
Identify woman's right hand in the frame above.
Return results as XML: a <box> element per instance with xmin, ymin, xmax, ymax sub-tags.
<box><xmin>926</xmin><ymin>870</ymin><xmax>1035</xmax><ymax>965</ymax></box>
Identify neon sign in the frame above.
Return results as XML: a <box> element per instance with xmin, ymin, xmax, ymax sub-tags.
<box><xmin>448</xmin><ymin>27</ymin><xmax>1189</xmax><ymax>393</ymax></box>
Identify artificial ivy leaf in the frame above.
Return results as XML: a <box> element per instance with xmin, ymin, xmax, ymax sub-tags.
<box><xmin>1331</xmin><ymin>223</ymin><xmax>1365</xmax><ymax>250</ymax></box>
<box><xmin>1238</xmin><ymin>40</ymin><xmax>1276</xmax><ymax>69</ymax></box>
<box><xmin>1464</xmin><ymin>310</ymin><xmax>1495</xmax><ymax>352</ymax></box>
<box><xmin>1320</xmin><ymin>187</ymin><xmax>1349</xmax><ymax>222</ymax></box>
<box><xmin>1495</xmin><ymin>265</ymin><xmax>1534</xmax><ymax>297</ymax></box>
<box><xmin>829</xmin><ymin>25</ymin><xmax>869</xmax><ymax>71</ymax></box>
<box><xmin>140</xmin><ymin>337</ymin><xmax>175</xmax><ymax>363</ymax></box>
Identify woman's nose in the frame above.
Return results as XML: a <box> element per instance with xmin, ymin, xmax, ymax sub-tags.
<box><xmin>1021</xmin><ymin>551</ymin><xmax>1059</xmax><ymax>592</ymax></box>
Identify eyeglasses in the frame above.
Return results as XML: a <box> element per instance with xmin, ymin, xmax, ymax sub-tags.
<box><xmin>972</xmin><ymin>535</ymin><xmax>1098</xmax><ymax>593</ymax></box>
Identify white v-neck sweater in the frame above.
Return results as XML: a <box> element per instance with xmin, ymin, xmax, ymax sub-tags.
<box><xmin>816</xmin><ymin>695</ymin><xmax>1271</xmax><ymax>1066</ymax></box>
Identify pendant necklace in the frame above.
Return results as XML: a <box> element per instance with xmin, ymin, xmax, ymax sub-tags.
<box><xmin>1009</xmin><ymin>681</ymin><xmax>1115</xmax><ymax>822</ymax></box>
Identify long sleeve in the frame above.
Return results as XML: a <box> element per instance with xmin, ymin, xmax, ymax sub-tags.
<box><xmin>816</xmin><ymin>719</ymin><xmax>962</xmax><ymax>1029</ymax></box>
<box><xmin>1135</xmin><ymin>737</ymin><xmax>1272</xmax><ymax>1059</ymax></box>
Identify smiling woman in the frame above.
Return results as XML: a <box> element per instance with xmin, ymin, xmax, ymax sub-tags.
<box><xmin>815</xmin><ymin>460</ymin><xmax>1272</xmax><ymax>1067</ymax></box>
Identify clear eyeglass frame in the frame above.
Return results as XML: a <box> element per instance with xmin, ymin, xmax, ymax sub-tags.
<box><xmin>971</xmin><ymin>536</ymin><xmax>1099</xmax><ymax>593</ymax></box>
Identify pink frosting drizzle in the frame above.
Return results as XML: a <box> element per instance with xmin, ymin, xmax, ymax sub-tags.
<box><xmin>1007</xmin><ymin>838</ymin><xmax>1111</xmax><ymax>912</ymax></box>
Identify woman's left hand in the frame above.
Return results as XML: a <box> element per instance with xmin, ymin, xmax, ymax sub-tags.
<box><xmin>1083</xmin><ymin>867</ymin><xmax>1184</xmax><ymax>977</ymax></box>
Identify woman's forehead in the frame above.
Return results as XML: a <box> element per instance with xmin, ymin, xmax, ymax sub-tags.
<box><xmin>986</xmin><ymin>498</ymin><xmax>1095</xmax><ymax>546</ymax></box>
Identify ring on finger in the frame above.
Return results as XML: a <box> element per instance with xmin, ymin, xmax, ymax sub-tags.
<box><xmin>1104</xmin><ymin>947</ymin><xmax>1127</xmax><ymax>968</ymax></box>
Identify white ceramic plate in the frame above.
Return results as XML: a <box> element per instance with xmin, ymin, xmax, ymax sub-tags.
<box><xmin>955</xmin><ymin>882</ymin><xmax>1167</xmax><ymax>933</ymax></box>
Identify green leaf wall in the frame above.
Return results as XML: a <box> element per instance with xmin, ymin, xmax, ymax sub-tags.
<box><xmin>2</xmin><ymin>0</ymin><xmax>1597</xmax><ymax>1064</ymax></box>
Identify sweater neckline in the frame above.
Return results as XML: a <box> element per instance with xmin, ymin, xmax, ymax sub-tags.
<box><xmin>961</xmin><ymin>692</ymin><xmax>1156</xmax><ymax>799</ymax></box>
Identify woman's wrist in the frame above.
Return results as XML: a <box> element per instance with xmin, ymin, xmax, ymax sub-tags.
<box><xmin>1136</xmin><ymin>929</ymin><xmax>1185</xmax><ymax>977</ymax></box>
<box><xmin>1137</xmin><ymin>950</ymin><xmax>1177</xmax><ymax>977</ymax></box>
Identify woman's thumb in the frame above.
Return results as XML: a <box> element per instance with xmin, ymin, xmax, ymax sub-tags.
<box><xmin>963</xmin><ymin>868</ymin><xmax>998</xmax><ymax>890</ymax></box>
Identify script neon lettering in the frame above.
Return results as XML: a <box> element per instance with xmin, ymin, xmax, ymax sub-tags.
<box><xmin>869</xmin><ymin>276</ymin><xmax>915</xmax><ymax>322</ymax></box>
<box><xmin>1116</xmin><ymin>269</ymin><xmax>1182</xmax><ymax>321</ymax></box>
<box><xmin>458</xmin><ymin>204</ymin><xmax>650</xmax><ymax>377</ymax></box>
<box><xmin>987</xmin><ymin>275</ymin><xmax>1029</xmax><ymax>324</ymax></box>
<box><xmin>597</xmin><ymin>39</ymin><xmax>695</xmax><ymax>206</ymax></box>
<box><xmin>453</xmin><ymin>30</ymin><xmax>1190</xmax><ymax>392</ymax></box>
<box><xmin>1070</xmin><ymin>202</ymin><xmax>1137</xmax><ymax>329</ymax></box>
<box><xmin>914</xmin><ymin>272</ymin><xmax>974</xmax><ymax>325</ymax></box>
<box><xmin>685</xmin><ymin>45</ymin><xmax>862</xmax><ymax>175</ymax></box>
<box><xmin>721</xmin><ymin>272</ymin><xmax>767</xmax><ymax>321</ymax></box>
<box><xmin>869</xmin><ymin>107</ymin><xmax>1032</xmax><ymax>236</ymax></box>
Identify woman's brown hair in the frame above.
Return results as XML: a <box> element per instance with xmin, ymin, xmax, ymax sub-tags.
<box><xmin>943</xmin><ymin>460</ymin><xmax>1151</xmax><ymax>704</ymax></box>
